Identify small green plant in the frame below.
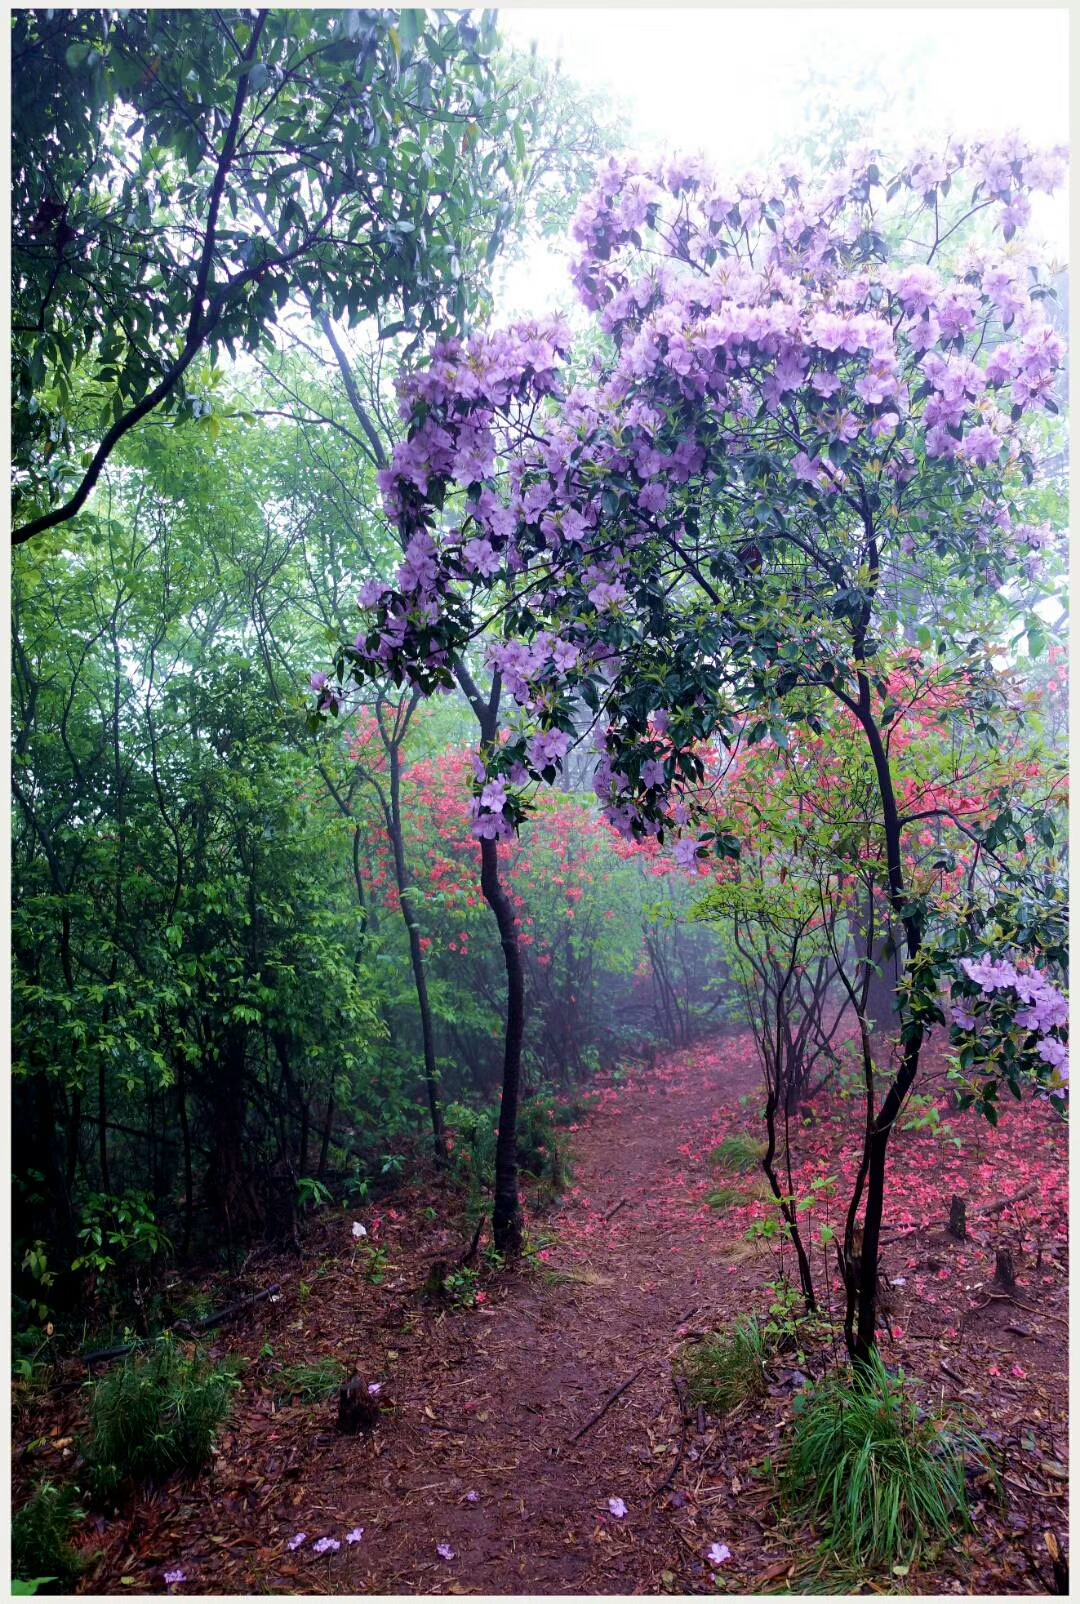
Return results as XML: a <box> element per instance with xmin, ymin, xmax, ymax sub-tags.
<box><xmin>443</xmin><ymin>1264</ymin><xmax>480</xmax><ymax>1308</ymax></box>
<box><xmin>83</xmin><ymin>1337</ymin><xmax>238</xmax><ymax>1505</ymax></box>
<box><xmin>73</xmin><ymin>1190</ymin><xmax>173</xmax><ymax>1277</ymax></box>
<box><xmin>295</xmin><ymin>1176</ymin><xmax>332</xmax><ymax>1214</ymax></box>
<box><xmin>900</xmin><ymin>1093</ymin><xmax>963</xmax><ymax>1151</ymax></box>
<box><xmin>275</xmin><ymin>1358</ymin><xmax>346</xmax><ymax>1404</ymax></box>
<box><xmin>782</xmin><ymin>1350</ymin><xmax>992</xmax><ymax>1566</ymax></box>
<box><xmin>516</xmin><ymin>1098</ymin><xmax>564</xmax><ymax>1188</ymax></box>
<box><xmin>706</xmin><ymin>1186</ymin><xmax>744</xmax><ymax>1209</ymax></box>
<box><xmin>363</xmin><ymin>1245</ymin><xmax>388</xmax><ymax>1285</ymax></box>
<box><xmin>711</xmin><ymin>1131</ymin><xmax>766</xmax><ymax>1173</ymax></box>
<box><xmin>678</xmin><ymin>1317</ymin><xmax>769</xmax><ymax>1415</ymax></box>
<box><xmin>12</xmin><ymin>1480</ymin><xmax>83</xmax><ymax>1588</ymax></box>
<box><xmin>19</xmin><ymin>1241</ymin><xmax>56</xmax><ymax>1323</ymax></box>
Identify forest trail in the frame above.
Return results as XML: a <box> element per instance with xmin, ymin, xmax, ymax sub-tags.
<box><xmin>89</xmin><ymin>1034</ymin><xmax>765</xmax><ymax>1595</ymax></box>
<box><xmin>76</xmin><ymin>1028</ymin><xmax>1068</xmax><ymax>1596</ymax></box>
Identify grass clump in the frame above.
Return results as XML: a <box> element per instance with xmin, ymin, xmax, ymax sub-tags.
<box><xmin>12</xmin><ymin>1480</ymin><xmax>83</xmax><ymax>1591</ymax></box>
<box><xmin>275</xmin><ymin>1358</ymin><xmax>346</xmax><ymax>1404</ymax></box>
<box><xmin>679</xmin><ymin>1317</ymin><xmax>769</xmax><ymax>1415</ymax></box>
<box><xmin>711</xmin><ymin>1130</ymin><xmax>766</xmax><ymax>1173</ymax></box>
<box><xmin>83</xmin><ymin>1337</ymin><xmax>238</xmax><ymax>1505</ymax></box>
<box><xmin>782</xmin><ymin>1349</ymin><xmax>990</xmax><ymax>1567</ymax></box>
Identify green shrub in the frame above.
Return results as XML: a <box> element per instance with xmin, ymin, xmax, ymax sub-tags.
<box><xmin>83</xmin><ymin>1338</ymin><xmax>238</xmax><ymax>1505</ymax></box>
<box><xmin>551</xmin><ymin>1091</ymin><xmax>600</xmax><ymax>1126</ymax></box>
<box><xmin>782</xmin><ymin>1350</ymin><xmax>991</xmax><ymax>1566</ymax></box>
<box><xmin>274</xmin><ymin>1358</ymin><xmax>346</xmax><ymax>1404</ymax></box>
<box><xmin>679</xmin><ymin>1317</ymin><xmax>769</xmax><ymax>1415</ymax></box>
<box><xmin>12</xmin><ymin>1480</ymin><xmax>83</xmax><ymax>1589</ymax></box>
<box><xmin>516</xmin><ymin>1098</ymin><xmax>565</xmax><ymax>1189</ymax></box>
<box><xmin>711</xmin><ymin>1130</ymin><xmax>766</xmax><ymax>1173</ymax></box>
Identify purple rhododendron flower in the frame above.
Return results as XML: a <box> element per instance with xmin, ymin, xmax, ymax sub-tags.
<box><xmin>313</xmin><ymin>1537</ymin><xmax>341</xmax><ymax>1555</ymax></box>
<box><xmin>287</xmin><ymin>1533</ymin><xmax>307</xmax><ymax>1551</ymax></box>
<box><xmin>437</xmin><ymin>1542</ymin><xmax>456</xmax><ymax>1560</ymax></box>
<box><xmin>163</xmin><ymin>1570</ymin><xmax>187</xmax><ymax>1585</ymax></box>
<box><xmin>345</xmin><ymin>1527</ymin><xmax>365</xmax><ymax>1544</ymax></box>
<box><xmin>708</xmin><ymin>1542</ymin><xmax>732</xmax><ymax>1567</ymax></box>
<box><xmin>608</xmin><ymin>1496</ymin><xmax>628</xmax><ymax>1518</ymax></box>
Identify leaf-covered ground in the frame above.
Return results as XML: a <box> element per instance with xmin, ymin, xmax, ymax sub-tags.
<box><xmin>19</xmin><ymin>1030</ymin><xmax>1068</xmax><ymax>1595</ymax></box>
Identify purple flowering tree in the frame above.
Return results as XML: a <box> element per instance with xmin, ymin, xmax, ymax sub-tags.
<box><xmin>317</xmin><ymin>135</ymin><xmax>1067</xmax><ymax>1344</ymax></box>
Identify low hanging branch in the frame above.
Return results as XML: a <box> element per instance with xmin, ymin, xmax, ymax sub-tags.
<box><xmin>79</xmin><ymin>1282</ymin><xmax>283</xmax><ymax>1366</ymax></box>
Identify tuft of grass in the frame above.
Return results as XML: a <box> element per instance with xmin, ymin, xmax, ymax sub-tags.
<box><xmin>542</xmin><ymin>1266</ymin><xmax>613</xmax><ymax>1288</ymax></box>
<box><xmin>706</xmin><ymin>1186</ymin><xmax>744</xmax><ymax>1209</ymax></box>
<box><xmin>678</xmin><ymin>1317</ymin><xmax>770</xmax><ymax>1415</ymax></box>
<box><xmin>83</xmin><ymin>1337</ymin><xmax>238</xmax><ymax>1506</ymax></box>
<box><xmin>782</xmin><ymin>1349</ymin><xmax>992</xmax><ymax>1567</ymax></box>
<box><xmin>274</xmin><ymin>1358</ymin><xmax>346</xmax><ymax>1404</ymax></box>
<box><xmin>12</xmin><ymin>1480</ymin><xmax>83</xmax><ymax>1591</ymax></box>
<box><xmin>711</xmin><ymin>1131</ymin><xmax>766</xmax><ymax>1173</ymax></box>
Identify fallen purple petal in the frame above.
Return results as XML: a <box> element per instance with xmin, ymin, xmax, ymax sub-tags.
<box><xmin>367</xmin><ymin>1381</ymin><xmax>381</xmax><ymax>1395</ymax></box>
<box><xmin>286</xmin><ymin>1534</ymin><xmax>307</xmax><ymax>1551</ymax></box>
<box><xmin>608</xmin><ymin>1496</ymin><xmax>628</xmax><ymax>1519</ymax></box>
<box><xmin>708</xmin><ymin>1541</ymin><xmax>732</xmax><ymax>1567</ymax></box>
<box><xmin>345</xmin><ymin>1527</ymin><xmax>365</xmax><ymax>1544</ymax></box>
<box><xmin>437</xmin><ymin>1542</ymin><xmax>456</xmax><ymax>1560</ymax></box>
<box><xmin>163</xmin><ymin>1570</ymin><xmax>187</xmax><ymax>1585</ymax></box>
<box><xmin>465</xmin><ymin>1490</ymin><xmax>480</xmax><ymax>1503</ymax></box>
<box><xmin>313</xmin><ymin>1537</ymin><xmax>341</xmax><ymax>1555</ymax></box>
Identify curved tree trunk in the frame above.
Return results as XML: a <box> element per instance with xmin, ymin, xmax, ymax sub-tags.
<box><xmin>479</xmin><ymin>834</ymin><xmax>525</xmax><ymax>1255</ymax></box>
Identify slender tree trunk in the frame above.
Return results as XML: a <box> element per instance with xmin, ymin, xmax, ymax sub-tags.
<box><xmin>479</xmin><ymin>835</ymin><xmax>525</xmax><ymax>1254</ymax></box>
<box><xmin>177</xmin><ymin>1058</ymin><xmax>194</xmax><ymax>1260</ymax></box>
<box><xmin>317</xmin><ymin>1096</ymin><xmax>335</xmax><ymax>1180</ymax></box>
<box><xmin>840</xmin><ymin>669</ymin><xmax>926</xmax><ymax>1365</ymax></box>
<box><xmin>386</xmin><ymin>739</ymin><xmax>448</xmax><ymax>1163</ymax></box>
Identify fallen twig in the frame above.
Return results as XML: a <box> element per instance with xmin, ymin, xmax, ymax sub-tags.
<box><xmin>568</xmin><ymin>1362</ymin><xmax>647</xmax><ymax>1443</ymax></box>
<box><xmin>603</xmin><ymin>1196</ymin><xmax>630</xmax><ymax>1221</ymax></box>
<box><xmin>972</xmin><ymin>1181</ymin><xmax>1039</xmax><ymax>1217</ymax></box>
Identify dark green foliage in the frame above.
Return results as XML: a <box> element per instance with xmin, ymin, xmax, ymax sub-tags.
<box><xmin>782</xmin><ymin>1351</ymin><xmax>991</xmax><ymax>1565</ymax></box>
<box><xmin>678</xmin><ymin>1317</ymin><xmax>769</xmax><ymax>1416</ymax></box>
<box><xmin>551</xmin><ymin>1091</ymin><xmax>601</xmax><ymax>1126</ymax></box>
<box><xmin>83</xmin><ymin>1339</ymin><xmax>238</xmax><ymax>1505</ymax></box>
<box><xmin>11</xmin><ymin>1481</ymin><xmax>83</xmax><ymax>1590</ymax></box>
<box><xmin>516</xmin><ymin>1098</ymin><xmax>565</xmax><ymax>1189</ymax></box>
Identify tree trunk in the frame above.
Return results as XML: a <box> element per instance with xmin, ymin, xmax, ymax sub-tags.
<box><xmin>386</xmin><ymin>738</ymin><xmax>447</xmax><ymax>1164</ymax></box>
<box><xmin>479</xmin><ymin>835</ymin><xmax>525</xmax><ymax>1254</ymax></box>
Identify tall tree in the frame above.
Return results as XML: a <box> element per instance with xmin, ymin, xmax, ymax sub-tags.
<box><xmin>12</xmin><ymin>7</ymin><xmax>536</xmax><ymax>545</ymax></box>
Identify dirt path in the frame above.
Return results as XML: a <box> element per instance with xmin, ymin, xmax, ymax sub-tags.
<box><xmin>68</xmin><ymin>1029</ymin><xmax>1068</xmax><ymax>1596</ymax></box>
<box><xmin>283</xmin><ymin>1034</ymin><xmax>760</xmax><ymax>1596</ymax></box>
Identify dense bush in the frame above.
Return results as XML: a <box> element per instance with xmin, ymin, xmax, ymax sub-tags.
<box><xmin>782</xmin><ymin>1351</ymin><xmax>991</xmax><ymax>1565</ymax></box>
<box><xmin>11</xmin><ymin>1480</ymin><xmax>83</xmax><ymax>1591</ymax></box>
<box><xmin>678</xmin><ymin>1318</ymin><xmax>770</xmax><ymax>1416</ymax></box>
<box><xmin>83</xmin><ymin>1339</ymin><xmax>238</xmax><ymax>1505</ymax></box>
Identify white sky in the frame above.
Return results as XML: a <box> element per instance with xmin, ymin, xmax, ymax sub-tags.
<box><xmin>494</xmin><ymin>5</ymin><xmax>1069</xmax><ymax>317</ymax></box>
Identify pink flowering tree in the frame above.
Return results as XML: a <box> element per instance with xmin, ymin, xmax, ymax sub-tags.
<box><xmin>315</xmin><ymin>135</ymin><xmax>1067</xmax><ymax>1350</ymax></box>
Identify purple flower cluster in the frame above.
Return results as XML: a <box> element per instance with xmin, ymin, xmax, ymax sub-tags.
<box><xmin>955</xmin><ymin>955</ymin><xmax>1068</xmax><ymax>1083</ymax></box>
<box><xmin>312</xmin><ymin>135</ymin><xmax>1065</xmax><ymax>880</ymax></box>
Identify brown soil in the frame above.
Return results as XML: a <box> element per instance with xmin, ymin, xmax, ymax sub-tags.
<box><xmin>18</xmin><ymin>1030</ymin><xmax>1068</xmax><ymax>1595</ymax></box>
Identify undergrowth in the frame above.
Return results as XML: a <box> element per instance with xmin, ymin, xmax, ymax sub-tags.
<box><xmin>273</xmin><ymin>1358</ymin><xmax>346</xmax><ymax>1404</ymax></box>
<box><xmin>678</xmin><ymin>1317</ymin><xmax>770</xmax><ymax>1415</ymax></box>
<box><xmin>12</xmin><ymin>1479</ymin><xmax>83</xmax><ymax>1591</ymax></box>
<box><xmin>782</xmin><ymin>1350</ymin><xmax>992</xmax><ymax>1567</ymax></box>
<box><xmin>711</xmin><ymin>1130</ymin><xmax>766</xmax><ymax>1173</ymax></box>
<box><xmin>83</xmin><ymin>1337</ymin><xmax>239</xmax><ymax>1506</ymax></box>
